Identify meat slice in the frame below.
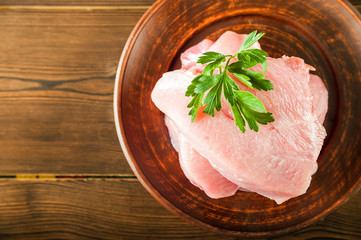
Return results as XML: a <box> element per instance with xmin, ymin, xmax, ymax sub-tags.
<box><xmin>152</xmin><ymin>59</ymin><xmax>326</xmax><ymax>204</ymax></box>
<box><xmin>165</xmin><ymin>116</ymin><xmax>239</xmax><ymax>198</ymax></box>
<box><xmin>282</xmin><ymin>56</ymin><xmax>328</xmax><ymax>124</ymax></box>
<box><xmin>221</xmin><ymin>58</ymin><xmax>328</xmax><ymax>125</ymax></box>
<box><xmin>181</xmin><ymin>39</ymin><xmax>214</xmax><ymax>70</ymax></box>
<box><xmin>152</xmin><ymin>31</ymin><xmax>327</xmax><ymax>204</ymax></box>
<box><xmin>180</xmin><ymin>31</ymin><xmax>261</xmax><ymax>72</ymax></box>
<box><xmin>309</xmin><ymin>74</ymin><xmax>328</xmax><ymax>124</ymax></box>
<box><xmin>208</xmin><ymin>31</ymin><xmax>261</xmax><ymax>55</ymax></box>
<box><xmin>164</xmin><ymin>115</ymin><xmax>180</xmax><ymax>152</ymax></box>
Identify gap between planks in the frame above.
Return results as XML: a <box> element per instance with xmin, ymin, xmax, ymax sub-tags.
<box><xmin>0</xmin><ymin>174</ymin><xmax>137</xmax><ymax>180</ymax></box>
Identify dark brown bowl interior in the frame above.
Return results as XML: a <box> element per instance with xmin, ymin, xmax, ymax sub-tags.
<box><xmin>114</xmin><ymin>0</ymin><xmax>361</xmax><ymax>237</ymax></box>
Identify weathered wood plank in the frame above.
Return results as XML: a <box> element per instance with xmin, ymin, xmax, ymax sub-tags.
<box><xmin>0</xmin><ymin>99</ymin><xmax>131</xmax><ymax>174</ymax></box>
<box><xmin>0</xmin><ymin>0</ymin><xmax>156</xmax><ymax>7</ymax></box>
<box><xmin>0</xmin><ymin>9</ymin><xmax>146</xmax><ymax>80</ymax></box>
<box><xmin>0</xmin><ymin>0</ymin><xmax>359</xmax><ymax>7</ymax></box>
<box><xmin>0</xmin><ymin>9</ymin><xmax>148</xmax><ymax>174</ymax></box>
<box><xmin>350</xmin><ymin>0</ymin><xmax>361</xmax><ymax>5</ymax></box>
<box><xmin>0</xmin><ymin>180</ymin><xmax>221</xmax><ymax>239</ymax></box>
<box><xmin>0</xmin><ymin>179</ymin><xmax>359</xmax><ymax>239</ymax></box>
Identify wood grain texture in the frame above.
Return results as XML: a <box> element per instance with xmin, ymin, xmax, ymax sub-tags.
<box><xmin>0</xmin><ymin>0</ymin><xmax>360</xmax><ymax>7</ymax></box>
<box><xmin>0</xmin><ymin>179</ymin><xmax>359</xmax><ymax>239</ymax></box>
<box><xmin>0</xmin><ymin>99</ymin><xmax>128</xmax><ymax>174</ymax></box>
<box><xmin>350</xmin><ymin>0</ymin><xmax>361</xmax><ymax>5</ymax></box>
<box><xmin>0</xmin><ymin>0</ymin><xmax>359</xmax><ymax>239</ymax></box>
<box><xmin>0</xmin><ymin>7</ymin><xmax>148</xmax><ymax>174</ymax></box>
<box><xmin>0</xmin><ymin>9</ymin><xmax>145</xmax><ymax>79</ymax></box>
<box><xmin>0</xmin><ymin>180</ymin><xmax>220</xmax><ymax>239</ymax></box>
<box><xmin>0</xmin><ymin>0</ymin><xmax>155</xmax><ymax>6</ymax></box>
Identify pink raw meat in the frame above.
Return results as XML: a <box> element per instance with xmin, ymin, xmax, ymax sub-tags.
<box><xmin>181</xmin><ymin>39</ymin><xmax>214</xmax><ymax>70</ymax></box>
<box><xmin>309</xmin><ymin>74</ymin><xmax>328</xmax><ymax>123</ymax></box>
<box><xmin>282</xmin><ymin>56</ymin><xmax>328</xmax><ymax>123</ymax></box>
<box><xmin>221</xmin><ymin>59</ymin><xmax>328</xmax><ymax>124</ymax></box>
<box><xmin>152</xmin><ymin>31</ymin><xmax>327</xmax><ymax>204</ymax></box>
<box><xmin>164</xmin><ymin>115</ymin><xmax>180</xmax><ymax>152</ymax></box>
<box><xmin>208</xmin><ymin>31</ymin><xmax>261</xmax><ymax>55</ymax></box>
<box><xmin>165</xmin><ymin>116</ymin><xmax>238</xmax><ymax>198</ymax></box>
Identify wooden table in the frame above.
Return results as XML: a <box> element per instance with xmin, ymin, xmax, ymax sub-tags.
<box><xmin>0</xmin><ymin>0</ymin><xmax>360</xmax><ymax>239</ymax></box>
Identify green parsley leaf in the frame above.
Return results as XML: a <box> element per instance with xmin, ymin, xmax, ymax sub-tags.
<box><xmin>194</xmin><ymin>75</ymin><xmax>220</xmax><ymax>94</ymax></box>
<box><xmin>238</xmin><ymin>30</ymin><xmax>265</xmax><ymax>52</ymax></box>
<box><xmin>232</xmin><ymin>91</ymin><xmax>275</xmax><ymax>132</ymax></box>
<box><xmin>229</xmin><ymin>72</ymin><xmax>253</xmax><ymax>89</ymax></box>
<box><xmin>185</xmin><ymin>30</ymin><xmax>274</xmax><ymax>132</ymax></box>
<box><xmin>197</xmin><ymin>51</ymin><xmax>226</xmax><ymax>64</ymax></box>
<box><xmin>239</xmin><ymin>70</ymin><xmax>273</xmax><ymax>91</ymax></box>
<box><xmin>202</xmin><ymin>81</ymin><xmax>223</xmax><ymax>117</ymax></box>
<box><xmin>223</xmin><ymin>75</ymin><xmax>237</xmax><ymax>105</ymax></box>
<box><xmin>234</xmin><ymin>91</ymin><xmax>267</xmax><ymax>112</ymax></box>
<box><xmin>228</xmin><ymin>66</ymin><xmax>273</xmax><ymax>91</ymax></box>
<box><xmin>230</xmin><ymin>103</ymin><xmax>246</xmax><ymax>132</ymax></box>
<box><xmin>185</xmin><ymin>74</ymin><xmax>203</xmax><ymax>97</ymax></box>
<box><xmin>238</xmin><ymin>49</ymin><xmax>268</xmax><ymax>73</ymax></box>
<box><xmin>203</xmin><ymin>58</ymin><xmax>224</xmax><ymax>76</ymax></box>
<box><xmin>187</xmin><ymin>93</ymin><xmax>203</xmax><ymax>122</ymax></box>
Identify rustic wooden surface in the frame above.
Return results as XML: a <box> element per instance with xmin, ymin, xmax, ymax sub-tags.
<box><xmin>0</xmin><ymin>0</ymin><xmax>360</xmax><ymax>239</ymax></box>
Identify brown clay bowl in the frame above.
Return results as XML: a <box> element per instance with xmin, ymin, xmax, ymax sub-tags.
<box><xmin>114</xmin><ymin>0</ymin><xmax>361</xmax><ymax>238</ymax></box>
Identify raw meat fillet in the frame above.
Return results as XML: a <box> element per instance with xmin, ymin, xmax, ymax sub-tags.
<box><xmin>165</xmin><ymin>116</ymin><xmax>238</xmax><ymax>198</ymax></box>
<box><xmin>164</xmin><ymin>115</ymin><xmax>180</xmax><ymax>152</ymax></box>
<box><xmin>208</xmin><ymin>31</ymin><xmax>261</xmax><ymax>55</ymax></box>
<box><xmin>180</xmin><ymin>31</ymin><xmax>261</xmax><ymax>72</ymax></box>
<box><xmin>181</xmin><ymin>39</ymin><xmax>214</xmax><ymax>70</ymax></box>
<box><xmin>282</xmin><ymin>56</ymin><xmax>328</xmax><ymax>123</ymax></box>
<box><xmin>151</xmin><ymin>31</ymin><xmax>328</xmax><ymax>204</ymax></box>
<box><xmin>309</xmin><ymin>74</ymin><xmax>328</xmax><ymax>123</ymax></box>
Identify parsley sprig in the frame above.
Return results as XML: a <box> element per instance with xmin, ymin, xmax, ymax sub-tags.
<box><xmin>185</xmin><ymin>30</ymin><xmax>274</xmax><ymax>132</ymax></box>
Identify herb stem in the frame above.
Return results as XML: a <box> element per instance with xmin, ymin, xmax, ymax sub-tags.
<box><xmin>225</xmin><ymin>56</ymin><xmax>233</xmax><ymax>70</ymax></box>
